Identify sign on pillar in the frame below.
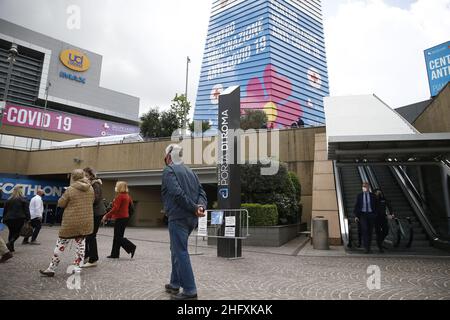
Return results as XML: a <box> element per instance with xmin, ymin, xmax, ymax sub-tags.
<box><xmin>217</xmin><ymin>86</ymin><xmax>242</xmax><ymax>258</ymax></box>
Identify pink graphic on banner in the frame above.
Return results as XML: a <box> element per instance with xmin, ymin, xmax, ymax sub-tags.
<box><xmin>241</xmin><ymin>64</ymin><xmax>303</xmax><ymax>129</ymax></box>
<box><xmin>2</xmin><ymin>104</ymin><xmax>139</xmax><ymax>137</ymax></box>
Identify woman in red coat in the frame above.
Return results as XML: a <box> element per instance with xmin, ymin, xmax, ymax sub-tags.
<box><xmin>102</xmin><ymin>181</ymin><xmax>136</xmax><ymax>259</ymax></box>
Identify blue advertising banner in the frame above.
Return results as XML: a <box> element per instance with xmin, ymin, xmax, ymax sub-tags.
<box><xmin>424</xmin><ymin>41</ymin><xmax>450</xmax><ymax>97</ymax></box>
<box><xmin>194</xmin><ymin>0</ymin><xmax>329</xmax><ymax>128</ymax></box>
<box><xmin>0</xmin><ymin>176</ymin><xmax>67</xmax><ymax>202</ymax></box>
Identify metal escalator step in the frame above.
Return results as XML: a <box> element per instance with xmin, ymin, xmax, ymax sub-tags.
<box><xmin>410</xmin><ymin>240</ymin><xmax>432</xmax><ymax>247</ymax></box>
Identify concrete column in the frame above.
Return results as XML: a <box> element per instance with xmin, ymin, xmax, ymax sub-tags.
<box><xmin>311</xmin><ymin>133</ymin><xmax>342</xmax><ymax>246</ymax></box>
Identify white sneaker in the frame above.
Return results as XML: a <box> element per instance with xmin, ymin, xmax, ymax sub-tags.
<box><xmin>81</xmin><ymin>261</ymin><xmax>98</xmax><ymax>268</ymax></box>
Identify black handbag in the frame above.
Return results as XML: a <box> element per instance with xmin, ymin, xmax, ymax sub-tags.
<box><xmin>128</xmin><ymin>200</ymin><xmax>135</xmax><ymax>217</ymax></box>
<box><xmin>20</xmin><ymin>221</ymin><xmax>33</xmax><ymax>238</ymax></box>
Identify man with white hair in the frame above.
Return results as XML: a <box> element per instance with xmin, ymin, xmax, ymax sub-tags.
<box><xmin>162</xmin><ymin>144</ymin><xmax>207</xmax><ymax>301</ymax></box>
<box><xmin>23</xmin><ymin>189</ymin><xmax>44</xmax><ymax>245</ymax></box>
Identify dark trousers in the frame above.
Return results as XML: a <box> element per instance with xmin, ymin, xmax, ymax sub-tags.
<box><xmin>357</xmin><ymin>220</ymin><xmax>362</xmax><ymax>246</ymax></box>
<box><xmin>24</xmin><ymin>218</ymin><xmax>42</xmax><ymax>242</ymax></box>
<box><xmin>111</xmin><ymin>218</ymin><xmax>136</xmax><ymax>258</ymax></box>
<box><xmin>360</xmin><ymin>214</ymin><xmax>377</xmax><ymax>251</ymax></box>
<box><xmin>85</xmin><ymin>215</ymin><xmax>102</xmax><ymax>263</ymax></box>
<box><xmin>375</xmin><ymin>217</ymin><xmax>389</xmax><ymax>249</ymax></box>
<box><xmin>5</xmin><ymin>218</ymin><xmax>25</xmax><ymax>250</ymax></box>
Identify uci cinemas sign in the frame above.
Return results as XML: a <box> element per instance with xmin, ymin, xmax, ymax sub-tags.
<box><xmin>60</xmin><ymin>49</ymin><xmax>90</xmax><ymax>72</ymax></box>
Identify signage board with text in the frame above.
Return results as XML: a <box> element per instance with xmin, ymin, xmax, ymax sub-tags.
<box><xmin>0</xmin><ymin>176</ymin><xmax>68</xmax><ymax>202</ymax></box>
<box><xmin>2</xmin><ymin>104</ymin><xmax>140</xmax><ymax>138</ymax></box>
<box><xmin>424</xmin><ymin>41</ymin><xmax>450</xmax><ymax>97</ymax></box>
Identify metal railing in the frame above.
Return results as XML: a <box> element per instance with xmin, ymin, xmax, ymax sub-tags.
<box><xmin>390</xmin><ymin>165</ymin><xmax>445</xmax><ymax>249</ymax></box>
<box><xmin>193</xmin><ymin>209</ymin><xmax>251</xmax><ymax>259</ymax></box>
<box><xmin>363</xmin><ymin>165</ymin><xmax>412</xmax><ymax>248</ymax></box>
<box><xmin>334</xmin><ymin>161</ymin><xmax>350</xmax><ymax>248</ymax></box>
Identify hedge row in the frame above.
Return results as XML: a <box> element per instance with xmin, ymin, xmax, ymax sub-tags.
<box><xmin>242</xmin><ymin>203</ymin><xmax>278</xmax><ymax>227</ymax></box>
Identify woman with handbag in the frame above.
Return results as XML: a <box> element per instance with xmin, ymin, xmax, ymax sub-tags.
<box><xmin>82</xmin><ymin>167</ymin><xmax>106</xmax><ymax>268</ymax></box>
<box><xmin>39</xmin><ymin>169</ymin><xmax>94</xmax><ymax>277</ymax></box>
<box><xmin>102</xmin><ymin>181</ymin><xmax>136</xmax><ymax>259</ymax></box>
<box><xmin>2</xmin><ymin>186</ymin><xmax>30</xmax><ymax>252</ymax></box>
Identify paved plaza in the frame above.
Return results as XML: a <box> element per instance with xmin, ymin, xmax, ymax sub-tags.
<box><xmin>1</xmin><ymin>227</ymin><xmax>449</xmax><ymax>300</ymax></box>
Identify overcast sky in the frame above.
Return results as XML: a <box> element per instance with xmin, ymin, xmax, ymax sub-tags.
<box><xmin>0</xmin><ymin>0</ymin><xmax>449</xmax><ymax>118</ymax></box>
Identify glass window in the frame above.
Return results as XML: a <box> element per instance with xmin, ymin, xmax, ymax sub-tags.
<box><xmin>0</xmin><ymin>134</ymin><xmax>56</xmax><ymax>150</ymax></box>
<box><xmin>25</xmin><ymin>138</ymin><xmax>32</xmax><ymax>150</ymax></box>
<box><xmin>14</xmin><ymin>136</ymin><xmax>28</xmax><ymax>150</ymax></box>
<box><xmin>31</xmin><ymin>139</ymin><xmax>40</xmax><ymax>150</ymax></box>
<box><xmin>40</xmin><ymin>140</ymin><xmax>52</xmax><ymax>149</ymax></box>
<box><xmin>1</xmin><ymin>135</ymin><xmax>14</xmax><ymax>147</ymax></box>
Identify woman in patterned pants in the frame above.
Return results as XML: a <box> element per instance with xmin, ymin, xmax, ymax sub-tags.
<box><xmin>40</xmin><ymin>170</ymin><xmax>94</xmax><ymax>277</ymax></box>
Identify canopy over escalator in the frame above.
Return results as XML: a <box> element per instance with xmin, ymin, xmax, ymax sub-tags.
<box><xmin>324</xmin><ymin>94</ymin><xmax>450</xmax><ymax>163</ymax></box>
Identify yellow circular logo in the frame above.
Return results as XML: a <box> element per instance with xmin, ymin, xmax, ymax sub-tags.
<box><xmin>60</xmin><ymin>49</ymin><xmax>90</xmax><ymax>72</ymax></box>
<box><xmin>263</xmin><ymin>102</ymin><xmax>278</xmax><ymax>122</ymax></box>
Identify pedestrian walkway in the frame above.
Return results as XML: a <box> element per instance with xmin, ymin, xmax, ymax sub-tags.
<box><xmin>1</xmin><ymin>227</ymin><xmax>449</xmax><ymax>300</ymax></box>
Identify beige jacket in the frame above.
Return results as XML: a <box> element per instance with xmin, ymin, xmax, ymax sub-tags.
<box><xmin>57</xmin><ymin>178</ymin><xmax>94</xmax><ymax>239</ymax></box>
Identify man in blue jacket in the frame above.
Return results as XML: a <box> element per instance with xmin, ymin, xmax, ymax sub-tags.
<box><xmin>161</xmin><ymin>144</ymin><xmax>207</xmax><ymax>300</ymax></box>
<box><xmin>354</xmin><ymin>182</ymin><xmax>378</xmax><ymax>254</ymax></box>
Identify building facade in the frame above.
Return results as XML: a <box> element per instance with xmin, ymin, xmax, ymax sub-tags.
<box><xmin>194</xmin><ymin>0</ymin><xmax>330</xmax><ymax>128</ymax></box>
<box><xmin>0</xmin><ymin>19</ymin><xmax>141</xmax><ymax>222</ymax></box>
<box><xmin>0</xmin><ymin>18</ymin><xmax>140</xmax><ymax>150</ymax></box>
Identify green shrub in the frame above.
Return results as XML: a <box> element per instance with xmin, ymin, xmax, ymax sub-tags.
<box><xmin>242</xmin><ymin>204</ymin><xmax>278</xmax><ymax>227</ymax></box>
<box><xmin>288</xmin><ymin>172</ymin><xmax>302</xmax><ymax>203</ymax></box>
<box><xmin>241</xmin><ymin>162</ymin><xmax>299</xmax><ymax>225</ymax></box>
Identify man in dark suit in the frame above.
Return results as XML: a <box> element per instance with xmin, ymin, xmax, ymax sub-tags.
<box><xmin>354</xmin><ymin>182</ymin><xmax>378</xmax><ymax>254</ymax></box>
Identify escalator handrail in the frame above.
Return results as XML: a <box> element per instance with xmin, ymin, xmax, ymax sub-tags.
<box><xmin>365</xmin><ymin>166</ymin><xmax>405</xmax><ymax>247</ymax></box>
<box><xmin>391</xmin><ymin>166</ymin><xmax>439</xmax><ymax>240</ymax></box>
<box><xmin>443</xmin><ymin>159</ymin><xmax>450</xmax><ymax>170</ymax></box>
<box><xmin>357</xmin><ymin>166</ymin><xmax>370</xmax><ymax>188</ymax></box>
<box><xmin>364</xmin><ymin>166</ymin><xmax>380</xmax><ymax>191</ymax></box>
<box><xmin>397</xmin><ymin>166</ymin><xmax>425</xmax><ymax>207</ymax></box>
<box><xmin>365</xmin><ymin>166</ymin><xmax>395</xmax><ymax>216</ymax></box>
<box><xmin>334</xmin><ymin>161</ymin><xmax>350</xmax><ymax>248</ymax></box>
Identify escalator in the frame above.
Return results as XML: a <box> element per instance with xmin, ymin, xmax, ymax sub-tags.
<box><xmin>337</xmin><ymin>163</ymin><xmax>450</xmax><ymax>254</ymax></box>
<box><xmin>338</xmin><ymin>166</ymin><xmax>363</xmax><ymax>248</ymax></box>
<box><xmin>370</xmin><ymin>166</ymin><xmax>431</xmax><ymax>250</ymax></box>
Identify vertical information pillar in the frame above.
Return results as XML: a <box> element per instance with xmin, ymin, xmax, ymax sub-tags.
<box><xmin>217</xmin><ymin>86</ymin><xmax>242</xmax><ymax>258</ymax></box>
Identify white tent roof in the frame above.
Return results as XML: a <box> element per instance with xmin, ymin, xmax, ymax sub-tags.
<box><xmin>49</xmin><ymin>133</ymin><xmax>143</xmax><ymax>149</ymax></box>
<box><xmin>324</xmin><ymin>94</ymin><xmax>418</xmax><ymax>140</ymax></box>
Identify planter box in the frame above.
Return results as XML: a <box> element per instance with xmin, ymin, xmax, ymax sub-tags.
<box><xmin>206</xmin><ymin>224</ymin><xmax>300</xmax><ymax>247</ymax></box>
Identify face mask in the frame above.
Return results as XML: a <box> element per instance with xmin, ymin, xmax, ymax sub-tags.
<box><xmin>362</xmin><ymin>188</ymin><xmax>368</xmax><ymax>192</ymax></box>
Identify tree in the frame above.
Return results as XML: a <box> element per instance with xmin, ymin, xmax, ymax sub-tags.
<box><xmin>140</xmin><ymin>108</ymin><xmax>161</xmax><ymax>139</ymax></box>
<box><xmin>189</xmin><ymin>120</ymin><xmax>211</xmax><ymax>133</ymax></box>
<box><xmin>240</xmin><ymin>109</ymin><xmax>268</xmax><ymax>130</ymax></box>
<box><xmin>140</xmin><ymin>108</ymin><xmax>180</xmax><ymax>139</ymax></box>
<box><xmin>171</xmin><ymin>94</ymin><xmax>191</xmax><ymax>129</ymax></box>
<box><xmin>160</xmin><ymin>109</ymin><xmax>180</xmax><ymax>138</ymax></box>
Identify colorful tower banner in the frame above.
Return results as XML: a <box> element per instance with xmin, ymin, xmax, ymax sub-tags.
<box><xmin>194</xmin><ymin>0</ymin><xmax>330</xmax><ymax>128</ymax></box>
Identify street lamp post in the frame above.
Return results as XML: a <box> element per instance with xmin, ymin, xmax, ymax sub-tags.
<box><xmin>183</xmin><ymin>56</ymin><xmax>191</xmax><ymax>130</ymax></box>
<box><xmin>1</xmin><ymin>44</ymin><xmax>18</xmax><ymax>126</ymax></box>
<box><xmin>185</xmin><ymin>56</ymin><xmax>191</xmax><ymax>99</ymax></box>
<box><xmin>38</xmin><ymin>81</ymin><xmax>51</xmax><ymax>150</ymax></box>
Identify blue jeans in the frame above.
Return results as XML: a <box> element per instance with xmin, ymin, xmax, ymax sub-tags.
<box><xmin>169</xmin><ymin>217</ymin><xmax>198</xmax><ymax>295</ymax></box>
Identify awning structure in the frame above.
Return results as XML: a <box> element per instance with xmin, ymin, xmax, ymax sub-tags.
<box><xmin>328</xmin><ymin>133</ymin><xmax>450</xmax><ymax>162</ymax></box>
<box><xmin>324</xmin><ymin>94</ymin><xmax>450</xmax><ymax>163</ymax></box>
<box><xmin>97</xmin><ymin>167</ymin><xmax>217</xmax><ymax>186</ymax></box>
